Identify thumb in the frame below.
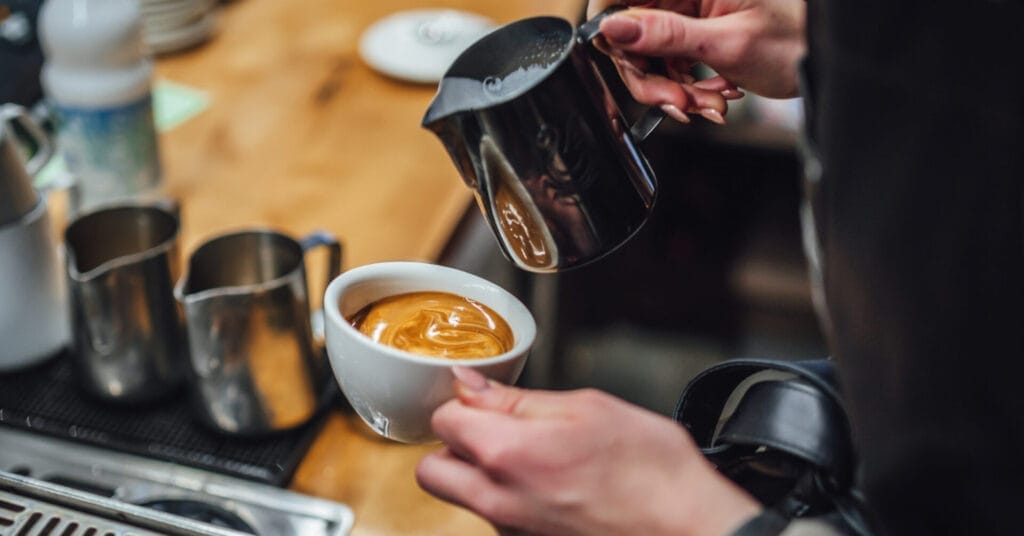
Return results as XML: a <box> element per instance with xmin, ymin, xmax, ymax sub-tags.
<box><xmin>599</xmin><ymin>9</ymin><xmax>744</xmax><ymax>68</ymax></box>
<box><xmin>451</xmin><ymin>366</ymin><xmax>559</xmax><ymax>418</ymax></box>
<box><xmin>587</xmin><ymin>0</ymin><xmax>658</xmax><ymax>19</ymax></box>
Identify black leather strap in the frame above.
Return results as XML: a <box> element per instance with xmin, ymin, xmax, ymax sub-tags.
<box><xmin>673</xmin><ymin>359</ymin><xmax>853</xmax><ymax>488</ymax></box>
<box><xmin>673</xmin><ymin>359</ymin><xmax>842</xmax><ymax>444</ymax></box>
<box><xmin>717</xmin><ymin>380</ymin><xmax>851</xmax><ymax>483</ymax></box>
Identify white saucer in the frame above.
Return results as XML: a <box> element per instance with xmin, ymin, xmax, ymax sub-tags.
<box><xmin>358</xmin><ymin>9</ymin><xmax>495</xmax><ymax>84</ymax></box>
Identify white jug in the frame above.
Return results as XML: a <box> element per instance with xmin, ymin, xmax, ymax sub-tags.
<box><xmin>0</xmin><ymin>104</ymin><xmax>69</xmax><ymax>370</ymax></box>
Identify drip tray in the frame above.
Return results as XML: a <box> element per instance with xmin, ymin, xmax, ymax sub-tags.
<box><xmin>0</xmin><ymin>351</ymin><xmax>333</xmax><ymax>485</ymax></box>
<box><xmin>0</xmin><ymin>471</ymin><xmax>246</xmax><ymax>535</ymax></box>
<box><xmin>0</xmin><ymin>427</ymin><xmax>354</xmax><ymax>535</ymax></box>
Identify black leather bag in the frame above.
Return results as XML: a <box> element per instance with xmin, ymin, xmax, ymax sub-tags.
<box><xmin>673</xmin><ymin>359</ymin><xmax>874</xmax><ymax>535</ymax></box>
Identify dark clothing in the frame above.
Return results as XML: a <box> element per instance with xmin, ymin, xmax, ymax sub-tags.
<box><xmin>802</xmin><ymin>0</ymin><xmax>1024</xmax><ymax>533</ymax></box>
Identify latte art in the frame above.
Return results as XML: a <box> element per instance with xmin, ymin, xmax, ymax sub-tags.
<box><xmin>349</xmin><ymin>291</ymin><xmax>514</xmax><ymax>359</ymax></box>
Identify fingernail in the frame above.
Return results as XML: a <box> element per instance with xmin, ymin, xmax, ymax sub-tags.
<box><xmin>660</xmin><ymin>104</ymin><xmax>690</xmax><ymax>124</ymax></box>
<box><xmin>722</xmin><ymin>89</ymin><xmax>745</xmax><ymax>99</ymax></box>
<box><xmin>618</xmin><ymin>58</ymin><xmax>647</xmax><ymax>78</ymax></box>
<box><xmin>452</xmin><ymin>366</ymin><xmax>489</xmax><ymax>392</ymax></box>
<box><xmin>600</xmin><ymin>15</ymin><xmax>641</xmax><ymax>44</ymax></box>
<box><xmin>700</xmin><ymin>108</ymin><xmax>726</xmax><ymax>125</ymax></box>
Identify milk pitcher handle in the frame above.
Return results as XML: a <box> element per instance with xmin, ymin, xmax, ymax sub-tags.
<box><xmin>299</xmin><ymin>230</ymin><xmax>343</xmax><ymax>342</ymax></box>
<box><xmin>0</xmin><ymin>104</ymin><xmax>54</xmax><ymax>177</ymax></box>
<box><xmin>578</xmin><ymin>5</ymin><xmax>666</xmax><ymax>141</ymax></box>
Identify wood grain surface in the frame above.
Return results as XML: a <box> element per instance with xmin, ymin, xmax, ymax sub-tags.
<box><xmin>153</xmin><ymin>1</ymin><xmax>582</xmax><ymax>534</ymax></box>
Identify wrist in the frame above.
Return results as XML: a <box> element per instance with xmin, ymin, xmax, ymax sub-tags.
<box><xmin>657</xmin><ymin>443</ymin><xmax>763</xmax><ymax>536</ymax></box>
<box><xmin>685</xmin><ymin>472</ymin><xmax>762</xmax><ymax>536</ymax></box>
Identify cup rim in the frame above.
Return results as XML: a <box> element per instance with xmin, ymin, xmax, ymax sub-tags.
<box><xmin>65</xmin><ymin>202</ymin><xmax>180</xmax><ymax>281</ymax></box>
<box><xmin>324</xmin><ymin>261</ymin><xmax>536</xmax><ymax>366</ymax></box>
<box><xmin>174</xmin><ymin>227</ymin><xmax>306</xmax><ymax>303</ymax></box>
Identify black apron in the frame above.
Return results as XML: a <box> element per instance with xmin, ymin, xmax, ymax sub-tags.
<box><xmin>802</xmin><ymin>0</ymin><xmax>1024</xmax><ymax>533</ymax></box>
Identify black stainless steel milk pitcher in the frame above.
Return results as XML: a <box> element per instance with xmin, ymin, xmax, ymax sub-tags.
<box><xmin>423</xmin><ymin>7</ymin><xmax>663</xmax><ymax>272</ymax></box>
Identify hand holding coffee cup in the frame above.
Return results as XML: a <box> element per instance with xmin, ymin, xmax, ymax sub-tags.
<box><xmin>324</xmin><ymin>262</ymin><xmax>535</xmax><ymax>443</ymax></box>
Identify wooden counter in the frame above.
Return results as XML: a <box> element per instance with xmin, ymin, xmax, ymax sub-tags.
<box><xmin>155</xmin><ymin>1</ymin><xmax>581</xmax><ymax>534</ymax></box>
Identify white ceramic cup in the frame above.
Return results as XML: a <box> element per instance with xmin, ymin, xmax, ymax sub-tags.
<box><xmin>324</xmin><ymin>261</ymin><xmax>535</xmax><ymax>443</ymax></box>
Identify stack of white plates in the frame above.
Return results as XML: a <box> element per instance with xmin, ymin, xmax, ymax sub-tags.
<box><xmin>139</xmin><ymin>0</ymin><xmax>219</xmax><ymax>55</ymax></box>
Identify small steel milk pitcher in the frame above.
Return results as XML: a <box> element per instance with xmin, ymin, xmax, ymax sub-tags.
<box><xmin>423</xmin><ymin>7</ymin><xmax>663</xmax><ymax>272</ymax></box>
<box><xmin>175</xmin><ymin>229</ymin><xmax>342</xmax><ymax>435</ymax></box>
<box><xmin>64</xmin><ymin>201</ymin><xmax>185</xmax><ymax>402</ymax></box>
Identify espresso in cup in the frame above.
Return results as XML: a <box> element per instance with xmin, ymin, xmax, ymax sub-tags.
<box><xmin>348</xmin><ymin>291</ymin><xmax>513</xmax><ymax>359</ymax></box>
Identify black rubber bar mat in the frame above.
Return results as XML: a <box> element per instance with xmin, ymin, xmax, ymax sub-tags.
<box><xmin>0</xmin><ymin>350</ymin><xmax>335</xmax><ymax>486</ymax></box>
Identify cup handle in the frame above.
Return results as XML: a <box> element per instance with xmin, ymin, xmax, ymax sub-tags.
<box><xmin>577</xmin><ymin>5</ymin><xmax>666</xmax><ymax>141</ymax></box>
<box><xmin>0</xmin><ymin>104</ymin><xmax>54</xmax><ymax>177</ymax></box>
<box><xmin>298</xmin><ymin>231</ymin><xmax>343</xmax><ymax>342</ymax></box>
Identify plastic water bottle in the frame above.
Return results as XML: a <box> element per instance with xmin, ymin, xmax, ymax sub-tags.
<box><xmin>38</xmin><ymin>0</ymin><xmax>162</xmax><ymax>212</ymax></box>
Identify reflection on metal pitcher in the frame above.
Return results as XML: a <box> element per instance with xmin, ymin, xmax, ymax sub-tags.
<box><xmin>175</xmin><ymin>229</ymin><xmax>342</xmax><ymax>435</ymax></box>
<box><xmin>536</xmin><ymin>118</ymin><xmax>598</xmax><ymax>193</ymax></box>
<box><xmin>483</xmin><ymin>137</ymin><xmax>559</xmax><ymax>270</ymax></box>
<box><xmin>423</xmin><ymin>9</ymin><xmax>660</xmax><ymax>272</ymax></box>
<box><xmin>64</xmin><ymin>202</ymin><xmax>185</xmax><ymax>403</ymax></box>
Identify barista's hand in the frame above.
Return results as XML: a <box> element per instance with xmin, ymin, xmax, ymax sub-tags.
<box><xmin>587</xmin><ymin>0</ymin><xmax>806</xmax><ymax>122</ymax></box>
<box><xmin>416</xmin><ymin>367</ymin><xmax>761</xmax><ymax>536</ymax></box>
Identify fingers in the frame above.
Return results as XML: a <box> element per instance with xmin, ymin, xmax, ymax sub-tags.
<box><xmin>610</xmin><ymin>49</ymin><xmax>693</xmax><ymax>114</ymax></box>
<box><xmin>597</xmin><ymin>18</ymin><xmax>734</xmax><ymax>124</ymax></box>
<box><xmin>451</xmin><ymin>366</ymin><xmax>571</xmax><ymax>418</ymax></box>
<box><xmin>451</xmin><ymin>365</ymin><xmax>490</xmax><ymax>392</ymax></box>
<box><xmin>433</xmin><ymin>378</ymin><xmax>581</xmax><ymax>472</ymax></box>
<box><xmin>431</xmin><ymin>400</ymin><xmax>531</xmax><ymax>477</ymax></box>
<box><xmin>415</xmin><ymin>448</ymin><xmax>490</xmax><ymax>508</ymax></box>
<box><xmin>665</xmin><ymin>57</ymin><xmax>696</xmax><ymax>83</ymax></box>
<box><xmin>607</xmin><ymin>51</ymin><xmax>728</xmax><ymax>123</ymax></box>
<box><xmin>694</xmin><ymin>75</ymin><xmax>744</xmax><ymax>99</ymax></box>
<box><xmin>600</xmin><ymin>9</ymin><xmax>747</xmax><ymax>70</ymax></box>
<box><xmin>415</xmin><ymin>448</ymin><xmax>525</xmax><ymax>527</ymax></box>
<box><xmin>589</xmin><ymin>4</ymin><xmax>743</xmax><ymax>124</ymax></box>
<box><xmin>681</xmin><ymin>84</ymin><xmax>728</xmax><ymax>123</ymax></box>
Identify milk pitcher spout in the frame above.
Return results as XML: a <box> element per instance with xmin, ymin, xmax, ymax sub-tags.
<box><xmin>422</xmin><ymin>112</ymin><xmax>480</xmax><ymax>190</ymax></box>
